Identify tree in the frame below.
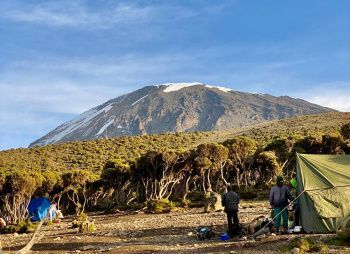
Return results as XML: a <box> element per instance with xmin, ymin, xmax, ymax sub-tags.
<box><xmin>295</xmin><ymin>134</ymin><xmax>323</xmax><ymax>154</ymax></box>
<box><xmin>321</xmin><ymin>133</ymin><xmax>344</xmax><ymax>154</ymax></box>
<box><xmin>265</xmin><ymin>137</ymin><xmax>295</xmax><ymax>170</ymax></box>
<box><xmin>223</xmin><ymin>137</ymin><xmax>256</xmax><ymax>187</ymax></box>
<box><xmin>1</xmin><ymin>171</ymin><xmax>43</xmax><ymax>223</ymax></box>
<box><xmin>341</xmin><ymin>123</ymin><xmax>350</xmax><ymax>140</ymax></box>
<box><xmin>170</xmin><ymin>150</ymin><xmax>194</xmax><ymax>202</ymax></box>
<box><xmin>62</xmin><ymin>170</ymin><xmax>97</xmax><ymax>214</ymax></box>
<box><xmin>134</xmin><ymin>151</ymin><xmax>188</xmax><ymax>201</ymax></box>
<box><xmin>194</xmin><ymin>143</ymin><xmax>229</xmax><ymax>192</ymax></box>
<box><xmin>253</xmin><ymin>151</ymin><xmax>281</xmax><ymax>185</ymax></box>
<box><xmin>99</xmin><ymin>158</ymin><xmax>134</xmax><ymax>207</ymax></box>
<box><xmin>34</xmin><ymin>170</ymin><xmax>61</xmax><ymax>197</ymax></box>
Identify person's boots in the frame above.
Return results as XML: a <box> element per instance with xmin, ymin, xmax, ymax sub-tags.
<box><xmin>281</xmin><ymin>227</ymin><xmax>289</xmax><ymax>234</ymax></box>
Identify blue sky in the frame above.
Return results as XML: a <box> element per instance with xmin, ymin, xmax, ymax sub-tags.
<box><xmin>0</xmin><ymin>0</ymin><xmax>349</xmax><ymax>150</ymax></box>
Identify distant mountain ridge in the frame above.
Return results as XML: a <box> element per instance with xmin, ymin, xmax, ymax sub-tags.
<box><xmin>29</xmin><ymin>82</ymin><xmax>335</xmax><ymax>147</ymax></box>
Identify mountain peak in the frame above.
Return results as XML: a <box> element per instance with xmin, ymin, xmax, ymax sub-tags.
<box><xmin>29</xmin><ymin>83</ymin><xmax>335</xmax><ymax>147</ymax></box>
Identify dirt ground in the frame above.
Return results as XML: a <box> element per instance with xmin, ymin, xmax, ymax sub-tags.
<box><xmin>1</xmin><ymin>201</ymin><xmax>349</xmax><ymax>254</ymax></box>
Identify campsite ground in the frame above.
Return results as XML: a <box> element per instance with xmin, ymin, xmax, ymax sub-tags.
<box><xmin>1</xmin><ymin>201</ymin><xmax>349</xmax><ymax>254</ymax></box>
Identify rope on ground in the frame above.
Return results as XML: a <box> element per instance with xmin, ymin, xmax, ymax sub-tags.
<box><xmin>16</xmin><ymin>220</ymin><xmax>44</xmax><ymax>254</ymax></box>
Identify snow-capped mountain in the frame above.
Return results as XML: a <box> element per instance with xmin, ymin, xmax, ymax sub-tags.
<box><xmin>29</xmin><ymin>82</ymin><xmax>335</xmax><ymax>147</ymax></box>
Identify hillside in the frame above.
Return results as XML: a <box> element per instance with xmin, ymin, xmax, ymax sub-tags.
<box><xmin>1</xmin><ymin>112</ymin><xmax>349</xmax><ymax>175</ymax></box>
<box><xmin>29</xmin><ymin>82</ymin><xmax>335</xmax><ymax>147</ymax></box>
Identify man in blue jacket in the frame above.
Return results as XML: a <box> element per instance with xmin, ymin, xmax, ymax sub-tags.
<box><xmin>269</xmin><ymin>176</ymin><xmax>292</xmax><ymax>233</ymax></box>
<box><xmin>222</xmin><ymin>185</ymin><xmax>240</xmax><ymax>237</ymax></box>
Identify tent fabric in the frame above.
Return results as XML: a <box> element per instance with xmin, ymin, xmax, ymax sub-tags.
<box><xmin>296</xmin><ymin>153</ymin><xmax>350</xmax><ymax>233</ymax></box>
<box><xmin>28</xmin><ymin>198</ymin><xmax>51</xmax><ymax>222</ymax></box>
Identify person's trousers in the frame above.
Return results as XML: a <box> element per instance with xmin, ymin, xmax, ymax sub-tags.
<box><xmin>273</xmin><ymin>207</ymin><xmax>288</xmax><ymax>229</ymax></box>
<box><xmin>226</xmin><ymin>210</ymin><xmax>239</xmax><ymax>236</ymax></box>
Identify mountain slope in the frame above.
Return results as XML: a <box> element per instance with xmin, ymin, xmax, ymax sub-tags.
<box><xmin>29</xmin><ymin>82</ymin><xmax>335</xmax><ymax>147</ymax></box>
<box><xmin>1</xmin><ymin>112</ymin><xmax>349</xmax><ymax>175</ymax></box>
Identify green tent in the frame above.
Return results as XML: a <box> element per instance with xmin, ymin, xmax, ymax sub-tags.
<box><xmin>296</xmin><ymin>153</ymin><xmax>350</xmax><ymax>233</ymax></box>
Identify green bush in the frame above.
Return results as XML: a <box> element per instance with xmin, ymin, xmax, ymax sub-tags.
<box><xmin>281</xmin><ymin>237</ymin><xmax>329</xmax><ymax>253</ymax></box>
<box><xmin>71</xmin><ymin>213</ymin><xmax>95</xmax><ymax>233</ymax></box>
<box><xmin>146</xmin><ymin>199</ymin><xmax>176</xmax><ymax>213</ymax></box>
<box><xmin>77</xmin><ymin>212</ymin><xmax>88</xmax><ymax>222</ymax></box>
<box><xmin>181</xmin><ymin>198</ymin><xmax>191</xmax><ymax>208</ymax></box>
<box><xmin>0</xmin><ymin>219</ymin><xmax>37</xmax><ymax>234</ymax></box>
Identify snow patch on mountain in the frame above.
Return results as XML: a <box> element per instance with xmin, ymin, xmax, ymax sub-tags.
<box><xmin>205</xmin><ymin>85</ymin><xmax>232</xmax><ymax>92</ymax></box>
<box><xmin>39</xmin><ymin>103</ymin><xmax>114</xmax><ymax>145</ymax></box>
<box><xmin>252</xmin><ymin>92</ymin><xmax>267</xmax><ymax>96</ymax></box>
<box><xmin>162</xmin><ymin>82</ymin><xmax>203</xmax><ymax>92</ymax></box>
<box><xmin>161</xmin><ymin>82</ymin><xmax>232</xmax><ymax>93</ymax></box>
<box><xmin>132</xmin><ymin>95</ymin><xmax>148</xmax><ymax>106</ymax></box>
<box><xmin>96</xmin><ymin>118</ymin><xmax>114</xmax><ymax>136</ymax></box>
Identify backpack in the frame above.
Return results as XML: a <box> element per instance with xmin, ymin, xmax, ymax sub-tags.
<box><xmin>196</xmin><ymin>227</ymin><xmax>216</xmax><ymax>240</ymax></box>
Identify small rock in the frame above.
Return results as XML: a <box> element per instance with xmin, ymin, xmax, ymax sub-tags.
<box><xmin>176</xmin><ymin>244</ymin><xmax>180</xmax><ymax>247</ymax></box>
<box><xmin>54</xmin><ymin>237</ymin><xmax>61</xmax><ymax>241</ymax></box>
<box><xmin>187</xmin><ymin>232</ymin><xmax>194</xmax><ymax>236</ymax></box>
<box><xmin>291</xmin><ymin>247</ymin><xmax>300</xmax><ymax>254</ymax></box>
<box><xmin>270</xmin><ymin>233</ymin><xmax>276</xmax><ymax>236</ymax></box>
<box><xmin>230</xmin><ymin>251</ymin><xmax>237</xmax><ymax>254</ymax></box>
<box><xmin>80</xmin><ymin>245</ymin><xmax>95</xmax><ymax>251</ymax></box>
<box><xmin>240</xmin><ymin>236</ymin><xmax>247</xmax><ymax>241</ymax></box>
<box><xmin>194</xmin><ymin>244</ymin><xmax>198</xmax><ymax>247</ymax></box>
<box><xmin>255</xmin><ymin>234</ymin><xmax>266</xmax><ymax>240</ymax></box>
<box><xmin>13</xmin><ymin>233</ymin><xmax>18</xmax><ymax>237</ymax></box>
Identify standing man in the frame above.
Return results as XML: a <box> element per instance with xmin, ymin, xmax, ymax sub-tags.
<box><xmin>222</xmin><ymin>185</ymin><xmax>240</xmax><ymax>237</ymax></box>
<box><xmin>269</xmin><ymin>176</ymin><xmax>292</xmax><ymax>233</ymax></box>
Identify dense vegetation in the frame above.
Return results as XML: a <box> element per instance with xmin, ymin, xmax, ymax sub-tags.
<box><xmin>0</xmin><ymin>112</ymin><xmax>350</xmax><ymax>222</ymax></box>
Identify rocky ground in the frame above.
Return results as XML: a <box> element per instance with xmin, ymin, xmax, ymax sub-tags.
<box><xmin>1</xmin><ymin>201</ymin><xmax>349</xmax><ymax>253</ymax></box>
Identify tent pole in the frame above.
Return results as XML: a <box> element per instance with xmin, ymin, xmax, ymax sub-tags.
<box><xmin>255</xmin><ymin>190</ymin><xmax>306</xmax><ymax>237</ymax></box>
<box><xmin>256</xmin><ymin>183</ymin><xmax>350</xmax><ymax>237</ymax></box>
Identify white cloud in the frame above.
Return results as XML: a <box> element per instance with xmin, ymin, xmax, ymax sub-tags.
<box><xmin>0</xmin><ymin>81</ymin><xmax>120</xmax><ymax>114</ymax></box>
<box><xmin>306</xmin><ymin>93</ymin><xmax>350</xmax><ymax>112</ymax></box>
<box><xmin>0</xmin><ymin>0</ymin><xmax>234</xmax><ymax>29</ymax></box>
<box><xmin>310</xmin><ymin>95</ymin><xmax>350</xmax><ymax>112</ymax></box>
<box><xmin>1</xmin><ymin>1</ymin><xmax>154</xmax><ymax>28</ymax></box>
<box><xmin>292</xmin><ymin>82</ymin><xmax>350</xmax><ymax>112</ymax></box>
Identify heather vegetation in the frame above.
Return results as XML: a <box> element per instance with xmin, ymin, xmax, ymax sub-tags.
<box><xmin>0</xmin><ymin>113</ymin><xmax>350</xmax><ymax>222</ymax></box>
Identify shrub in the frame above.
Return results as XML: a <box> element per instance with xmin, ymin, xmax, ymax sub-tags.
<box><xmin>146</xmin><ymin>199</ymin><xmax>175</xmax><ymax>213</ymax></box>
<box><xmin>71</xmin><ymin>213</ymin><xmax>95</xmax><ymax>233</ymax></box>
<box><xmin>0</xmin><ymin>219</ymin><xmax>37</xmax><ymax>234</ymax></box>
<box><xmin>181</xmin><ymin>198</ymin><xmax>191</xmax><ymax>208</ymax></box>
<box><xmin>281</xmin><ymin>237</ymin><xmax>329</xmax><ymax>253</ymax></box>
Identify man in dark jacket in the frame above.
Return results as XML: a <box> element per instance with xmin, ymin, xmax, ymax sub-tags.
<box><xmin>222</xmin><ymin>185</ymin><xmax>240</xmax><ymax>237</ymax></box>
<box><xmin>269</xmin><ymin>176</ymin><xmax>292</xmax><ymax>232</ymax></box>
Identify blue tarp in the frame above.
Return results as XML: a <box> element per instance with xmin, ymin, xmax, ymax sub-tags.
<box><xmin>28</xmin><ymin>198</ymin><xmax>51</xmax><ymax>221</ymax></box>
